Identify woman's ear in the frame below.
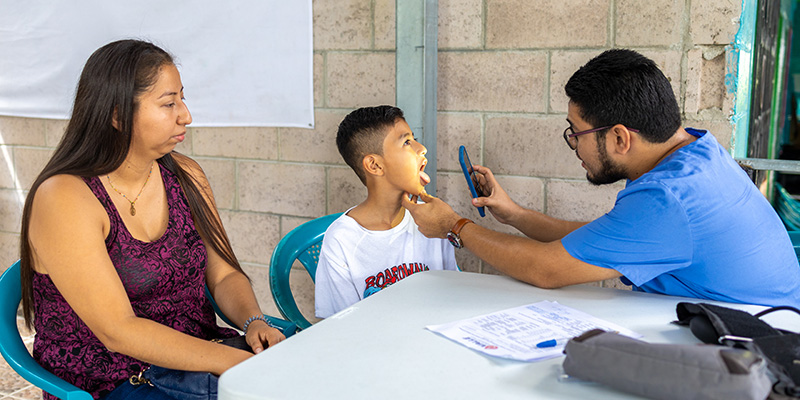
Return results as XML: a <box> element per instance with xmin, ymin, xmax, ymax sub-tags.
<box><xmin>111</xmin><ymin>106</ymin><xmax>121</xmax><ymax>131</ymax></box>
<box><xmin>362</xmin><ymin>154</ymin><xmax>384</xmax><ymax>177</ymax></box>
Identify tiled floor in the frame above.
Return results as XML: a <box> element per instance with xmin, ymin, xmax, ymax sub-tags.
<box><xmin>1</xmin><ymin>317</ymin><xmax>42</xmax><ymax>400</ymax></box>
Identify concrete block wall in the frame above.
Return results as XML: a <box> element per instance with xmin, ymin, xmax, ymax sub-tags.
<box><xmin>0</xmin><ymin>0</ymin><xmax>742</xmax><ymax>324</ymax></box>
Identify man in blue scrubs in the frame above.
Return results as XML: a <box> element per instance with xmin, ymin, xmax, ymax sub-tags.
<box><xmin>403</xmin><ymin>49</ymin><xmax>800</xmax><ymax>308</ymax></box>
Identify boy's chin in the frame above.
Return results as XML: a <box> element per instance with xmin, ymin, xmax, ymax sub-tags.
<box><xmin>402</xmin><ymin>187</ymin><xmax>427</xmax><ymax>199</ymax></box>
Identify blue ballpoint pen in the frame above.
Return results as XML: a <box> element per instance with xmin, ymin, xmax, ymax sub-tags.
<box><xmin>535</xmin><ymin>337</ymin><xmax>571</xmax><ymax>348</ymax></box>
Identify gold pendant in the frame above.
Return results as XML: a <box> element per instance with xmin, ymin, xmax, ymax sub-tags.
<box><xmin>130</xmin><ymin>203</ymin><xmax>136</xmax><ymax>216</ymax></box>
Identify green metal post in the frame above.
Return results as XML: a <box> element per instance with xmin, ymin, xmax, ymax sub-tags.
<box><xmin>396</xmin><ymin>0</ymin><xmax>438</xmax><ymax>195</ymax></box>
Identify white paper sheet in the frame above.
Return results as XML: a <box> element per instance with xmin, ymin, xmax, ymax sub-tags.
<box><xmin>426</xmin><ymin>301</ymin><xmax>642</xmax><ymax>362</ymax></box>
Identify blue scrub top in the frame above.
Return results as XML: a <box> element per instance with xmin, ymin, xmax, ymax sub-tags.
<box><xmin>562</xmin><ymin>129</ymin><xmax>800</xmax><ymax>308</ymax></box>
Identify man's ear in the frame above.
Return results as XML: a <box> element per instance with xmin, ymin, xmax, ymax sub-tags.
<box><xmin>610</xmin><ymin>124</ymin><xmax>632</xmax><ymax>155</ymax></box>
<box><xmin>111</xmin><ymin>106</ymin><xmax>121</xmax><ymax>131</ymax></box>
<box><xmin>362</xmin><ymin>154</ymin><xmax>384</xmax><ymax>177</ymax></box>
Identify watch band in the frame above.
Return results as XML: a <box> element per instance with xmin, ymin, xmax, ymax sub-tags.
<box><xmin>447</xmin><ymin>218</ymin><xmax>474</xmax><ymax>248</ymax></box>
<box><xmin>450</xmin><ymin>218</ymin><xmax>473</xmax><ymax>236</ymax></box>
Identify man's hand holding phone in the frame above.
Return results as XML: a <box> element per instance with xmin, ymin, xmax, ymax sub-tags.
<box><xmin>467</xmin><ymin>164</ymin><xmax>523</xmax><ymax>226</ymax></box>
<box><xmin>459</xmin><ymin>146</ymin><xmax>486</xmax><ymax>217</ymax></box>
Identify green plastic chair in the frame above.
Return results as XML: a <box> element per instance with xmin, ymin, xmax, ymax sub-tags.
<box><xmin>0</xmin><ymin>260</ymin><xmax>92</xmax><ymax>400</ymax></box>
<box><xmin>0</xmin><ymin>260</ymin><xmax>294</xmax><ymax>399</ymax></box>
<box><xmin>269</xmin><ymin>213</ymin><xmax>342</xmax><ymax>331</ymax></box>
<box><xmin>788</xmin><ymin>231</ymin><xmax>800</xmax><ymax>259</ymax></box>
<box><xmin>775</xmin><ymin>183</ymin><xmax>800</xmax><ymax>231</ymax></box>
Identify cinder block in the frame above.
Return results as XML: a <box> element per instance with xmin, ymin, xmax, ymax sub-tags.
<box><xmin>241</xmin><ymin>263</ymin><xmax>282</xmax><ymax>319</ymax></box>
<box><xmin>439</xmin><ymin>0</ymin><xmax>483</xmax><ymax>49</ymax></box>
<box><xmin>437</xmin><ymin>112</ymin><xmax>482</xmax><ymax>171</ymax></box>
<box><xmin>44</xmin><ymin>119</ymin><xmax>68</xmax><ymax>147</ymax></box>
<box><xmin>478</xmin><ymin>174</ymin><xmax>545</xmax><ymax>235</ymax></box>
<box><xmin>239</xmin><ymin>162</ymin><xmax>326</xmax><ymax>217</ymax></box>
<box><xmin>220</xmin><ymin>210</ymin><xmax>280</xmax><ymax>265</ymax></box>
<box><xmin>313</xmin><ymin>0</ymin><xmax>372</xmax><ymax>50</ymax></box>
<box><xmin>546</xmin><ymin>179</ymin><xmax>622</xmax><ymax>221</ymax></box>
<box><xmin>14</xmin><ymin>148</ymin><xmax>53</xmax><ymax>190</ymax></box>
<box><xmin>314</xmin><ymin>53</ymin><xmax>324</xmax><ymax>107</ymax></box>
<box><xmin>0</xmin><ymin>189</ymin><xmax>22</xmax><ymax>233</ymax></box>
<box><xmin>194</xmin><ymin>158</ymin><xmax>236</xmax><ymax>210</ymax></box>
<box><xmin>0</xmin><ymin>232</ymin><xmax>20</xmax><ymax>268</ymax></box>
<box><xmin>690</xmin><ymin>0</ymin><xmax>741</xmax><ymax>45</ymax></box>
<box><xmin>438</xmin><ymin>170</ymin><xmax>543</xmax><ymax>242</ymax></box>
<box><xmin>436</xmin><ymin>171</ymin><xmax>483</xmax><ymax>221</ymax></box>
<box><xmin>438</xmin><ymin>51</ymin><xmax>546</xmax><ymax>112</ymax></box>
<box><xmin>616</xmin><ymin>0</ymin><xmax>684</xmax><ymax>47</ymax></box>
<box><xmin>484</xmin><ymin>115</ymin><xmax>585</xmax><ymax>178</ymax></box>
<box><xmin>326</xmin><ymin>52</ymin><xmax>396</xmax><ymax>108</ymax></box>
<box><xmin>327</xmin><ymin>166</ymin><xmax>367</xmax><ymax>214</ymax></box>
<box><xmin>685</xmin><ymin>119</ymin><xmax>734</xmax><ymax>150</ymax></box>
<box><xmin>0</xmin><ymin>147</ymin><xmax>14</xmax><ymax>189</ymax></box>
<box><xmin>192</xmin><ymin>127</ymin><xmax>278</xmax><ymax>160</ymax></box>
<box><xmin>0</xmin><ymin>116</ymin><xmax>46</xmax><ymax>146</ymax></box>
<box><xmin>699</xmin><ymin>52</ymin><xmax>727</xmax><ymax>111</ymax></box>
<box><xmin>281</xmin><ymin>216</ymin><xmax>314</xmax><ymax>237</ymax></box>
<box><xmin>374</xmin><ymin>0</ymin><xmax>396</xmax><ymax>50</ymax></box>
<box><xmin>486</xmin><ymin>0</ymin><xmax>609</xmax><ymax>48</ymax></box>
<box><xmin>281</xmin><ymin>110</ymin><xmax>348</xmax><ymax>164</ymax></box>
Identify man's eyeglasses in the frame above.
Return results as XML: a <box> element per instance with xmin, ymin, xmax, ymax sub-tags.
<box><xmin>563</xmin><ymin>125</ymin><xmax>639</xmax><ymax>150</ymax></box>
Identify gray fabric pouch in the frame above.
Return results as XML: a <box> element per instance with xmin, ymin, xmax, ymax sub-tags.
<box><xmin>562</xmin><ymin>329</ymin><xmax>772</xmax><ymax>400</ymax></box>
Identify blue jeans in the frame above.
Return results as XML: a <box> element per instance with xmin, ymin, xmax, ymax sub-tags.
<box><xmin>102</xmin><ymin>367</ymin><xmax>218</xmax><ymax>400</ymax></box>
<box><xmin>103</xmin><ymin>380</ymin><xmax>180</xmax><ymax>400</ymax></box>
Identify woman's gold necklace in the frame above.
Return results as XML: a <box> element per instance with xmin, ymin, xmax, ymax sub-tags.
<box><xmin>107</xmin><ymin>162</ymin><xmax>154</xmax><ymax>216</ymax></box>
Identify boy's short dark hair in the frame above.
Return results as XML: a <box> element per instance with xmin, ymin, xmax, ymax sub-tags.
<box><xmin>565</xmin><ymin>49</ymin><xmax>681</xmax><ymax>144</ymax></box>
<box><xmin>337</xmin><ymin>105</ymin><xmax>405</xmax><ymax>184</ymax></box>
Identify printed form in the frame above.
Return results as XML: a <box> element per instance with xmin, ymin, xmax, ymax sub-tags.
<box><xmin>426</xmin><ymin>301</ymin><xmax>641</xmax><ymax>362</ymax></box>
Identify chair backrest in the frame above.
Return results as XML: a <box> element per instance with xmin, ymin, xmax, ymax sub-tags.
<box><xmin>788</xmin><ymin>231</ymin><xmax>800</xmax><ymax>259</ymax></box>
<box><xmin>0</xmin><ymin>261</ymin><xmax>93</xmax><ymax>400</ymax></box>
<box><xmin>776</xmin><ymin>182</ymin><xmax>800</xmax><ymax>231</ymax></box>
<box><xmin>269</xmin><ymin>213</ymin><xmax>342</xmax><ymax>330</ymax></box>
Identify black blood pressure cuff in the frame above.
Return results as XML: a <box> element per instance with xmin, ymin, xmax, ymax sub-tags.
<box><xmin>675</xmin><ymin>302</ymin><xmax>800</xmax><ymax>397</ymax></box>
<box><xmin>562</xmin><ymin>329</ymin><xmax>772</xmax><ymax>400</ymax></box>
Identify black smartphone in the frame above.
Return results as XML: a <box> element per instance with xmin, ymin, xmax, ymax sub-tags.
<box><xmin>458</xmin><ymin>145</ymin><xmax>486</xmax><ymax>217</ymax></box>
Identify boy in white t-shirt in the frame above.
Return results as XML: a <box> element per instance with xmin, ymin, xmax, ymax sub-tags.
<box><xmin>315</xmin><ymin>106</ymin><xmax>458</xmax><ymax>318</ymax></box>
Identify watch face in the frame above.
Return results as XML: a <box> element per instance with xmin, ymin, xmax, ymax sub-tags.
<box><xmin>446</xmin><ymin>232</ymin><xmax>462</xmax><ymax>248</ymax></box>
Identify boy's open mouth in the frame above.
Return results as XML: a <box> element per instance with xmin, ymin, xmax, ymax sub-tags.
<box><xmin>420</xmin><ymin>159</ymin><xmax>430</xmax><ymax>186</ymax></box>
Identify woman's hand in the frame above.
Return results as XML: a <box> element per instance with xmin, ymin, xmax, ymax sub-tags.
<box><xmin>245</xmin><ymin>320</ymin><xmax>286</xmax><ymax>353</ymax></box>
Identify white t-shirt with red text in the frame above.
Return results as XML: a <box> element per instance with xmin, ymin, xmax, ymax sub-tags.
<box><xmin>315</xmin><ymin>208</ymin><xmax>458</xmax><ymax>318</ymax></box>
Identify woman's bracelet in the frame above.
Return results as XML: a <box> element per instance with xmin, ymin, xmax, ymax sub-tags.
<box><xmin>242</xmin><ymin>314</ymin><xmax>275</xmax><ymax>334</ymax></box>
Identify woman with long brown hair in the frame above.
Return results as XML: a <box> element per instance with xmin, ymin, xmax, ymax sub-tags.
<box><xmin>19</xmin><ymin>39</ymin><xmax>283</xmax><ymax>399</ymax></box>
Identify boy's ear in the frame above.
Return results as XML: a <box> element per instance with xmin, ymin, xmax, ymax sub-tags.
<box><xmin>362</xmin><ymin>154</ymin><xmax>384</xmax><ymax>177</ymax></box>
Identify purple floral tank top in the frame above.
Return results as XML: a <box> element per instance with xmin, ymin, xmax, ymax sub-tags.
<box><xmin>32</xmin><ymin>165</ymin><xmax>238</xmax><ymax>399</ymax></box>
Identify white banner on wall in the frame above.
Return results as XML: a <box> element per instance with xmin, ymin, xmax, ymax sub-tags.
<box><xmin>0</xmin><ymin>1</ymin><xmax>314</xmax><ymax>128</ymax></box>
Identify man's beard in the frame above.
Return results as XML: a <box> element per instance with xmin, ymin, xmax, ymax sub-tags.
<box><xmin>586</xmin><ymin>136</ymin><xmax>627</xmax><ymax>185</ymax></box>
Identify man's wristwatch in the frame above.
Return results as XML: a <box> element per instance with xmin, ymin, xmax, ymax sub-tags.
<box><xmin>446</xmin><ymin>218</ymin><xmax>474</xmax><ymax>248</ymax></box>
